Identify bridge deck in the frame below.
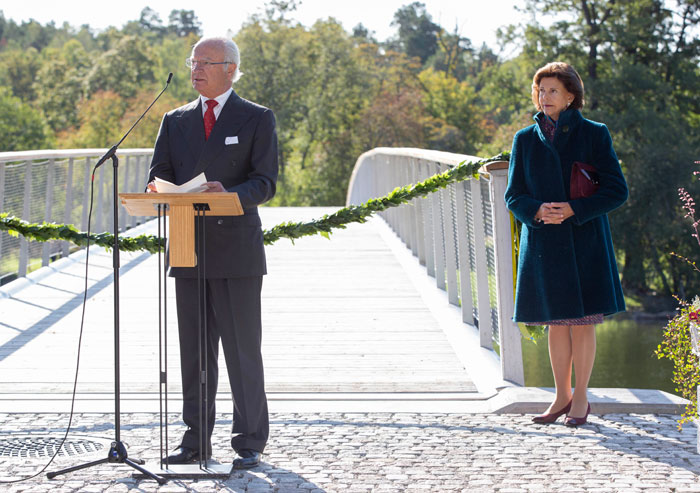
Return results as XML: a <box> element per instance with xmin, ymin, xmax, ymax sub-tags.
<box><xmin>0</xmin><ymin>207</ymin><xmax>505</xmax><ymax>413</ymax></box>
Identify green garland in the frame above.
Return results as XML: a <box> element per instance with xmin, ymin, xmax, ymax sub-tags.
<box><xmin>0</xmin><ymin>152</ymin><xmax>508</xmax><ymax>251</ymax></box>
<box><xmin>0</xmin><ymin>214</ymin><xmax>163</xmax><ymax>253</ymax></box>
<box><xmin>0</xmin><ymin>151</ymin><xmax>544</xmax><ymax>339</ymax></box>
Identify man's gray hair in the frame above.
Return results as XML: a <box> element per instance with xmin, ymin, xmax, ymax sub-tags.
<box><xmin>193</xmin><ymin>37</ymin><xmax>243</xmax><ymax>83</ymax></box>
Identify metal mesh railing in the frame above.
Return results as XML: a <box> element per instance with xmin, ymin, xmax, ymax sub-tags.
<box><xmin>346</xmin><ymin>147</ymin><xmax>524</xmax><ymax>385</ymax></box>
<box><xmin>462</xmin><ymin>180</ymin><xmax>479</xmax><ymax>324</ymax></box>
<box><xmin>481</xmin><ymin>177</ymin><xmax>500</xmax><ymax>345</ymax></box>
<box><xmin>0</xmin><ymin>149</ymin><xmax>154</xmax><ymax>284</ymax></box>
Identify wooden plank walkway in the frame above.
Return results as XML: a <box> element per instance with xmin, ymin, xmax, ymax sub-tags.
<box><xmin>0</xmin><ymin>207</ymin><xmax>478</xmax><ymax>408</ymax></box>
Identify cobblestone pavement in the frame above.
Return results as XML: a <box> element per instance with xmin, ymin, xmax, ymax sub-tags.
<box><xmin>1</xmin><ymin>412</ymin><xmax>700</xmax><ymax>492</ymax></box>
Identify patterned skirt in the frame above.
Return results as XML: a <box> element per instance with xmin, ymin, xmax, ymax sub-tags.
<box><xmin>530</xmin><ymin>313</ymin><xmax>604</xmax><ymax>326</ymax></box>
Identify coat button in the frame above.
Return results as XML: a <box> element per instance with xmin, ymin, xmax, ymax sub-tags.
<box><xmin>562</xmin><ymin>125</ymin><xmax>569</xmax><ymax>132</ymax></box>
<box><xmin>217</xmin><ymin>219</ymin><xmax>223</xmax><ymax>225</ymax></box>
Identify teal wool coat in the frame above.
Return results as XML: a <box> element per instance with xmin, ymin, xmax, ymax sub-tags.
<box><xmin>505</xmin><ymin>109</ymin><xmax>628</xmax><ymax>323</ymax></box>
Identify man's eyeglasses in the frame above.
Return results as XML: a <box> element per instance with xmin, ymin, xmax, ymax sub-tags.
<box><xmin>185</xmin><ymin>58</ymin><xmax>233</xmax><ymax>68</ymax></box>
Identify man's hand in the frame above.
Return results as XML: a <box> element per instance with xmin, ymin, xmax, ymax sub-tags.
<box><xmin>535</xmin><ymin>202</ymin><xmax>574</xmax><ymax>224</ymax></box>
<box><xmin>203</xmin><ymin>181</ymin><xmax>226</xmax><ymax>193</ymax></box>
<box><xmin>146</xmin><ymin>181</ymin><xmax>158</xmax><ymax>193</ymax></box>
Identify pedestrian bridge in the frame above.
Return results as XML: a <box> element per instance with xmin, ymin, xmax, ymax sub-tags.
<box><xmin>0</xmin><ymin>148</ymin><xmax>685</xmax><ymax>415</ymax></box>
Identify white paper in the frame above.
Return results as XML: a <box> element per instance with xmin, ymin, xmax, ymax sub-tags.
<box><xmin>154</xmin><ymin>173</ymin><xmax>208</xmax><ymax>193</ymax></box>
<box><xmin>225</xmin><ymin>136</ymin><xmax>239</xmax><ymax>145</ymax></box>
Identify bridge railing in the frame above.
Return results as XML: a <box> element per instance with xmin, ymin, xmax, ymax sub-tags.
<box><xmin>346</xmin><ymin>148</ymin><xmax>524</xmax><ymax>385</ymax></box>
<box><xmin>0</xmin><ymin>149</ymin><xmax>153</xmax><ymax>284</ymax></box>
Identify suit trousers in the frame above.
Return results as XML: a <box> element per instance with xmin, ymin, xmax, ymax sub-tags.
<box><xmin>174</xmin><ymin>276</ymin><xmax>269</xmax><ymax>454</ymax></box>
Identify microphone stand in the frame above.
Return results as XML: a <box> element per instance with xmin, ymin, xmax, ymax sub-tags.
<box><xmin>47</xmin><ymin>74</ymin><xmax>174</xmax><ymax>485</ymax></box>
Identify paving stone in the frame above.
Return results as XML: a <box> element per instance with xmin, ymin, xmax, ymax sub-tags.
<box><xmin>1</xmin><ymin>412</ymin><xmax>700</xmax><ymax>491</ymax></box>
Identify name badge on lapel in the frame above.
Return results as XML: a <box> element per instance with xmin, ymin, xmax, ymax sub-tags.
<box><xmin>225</xmin><ymin>136</ymin><xmax>239</xmax><ymax>145</ymax></box>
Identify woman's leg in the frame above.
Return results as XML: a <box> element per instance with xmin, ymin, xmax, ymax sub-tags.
<box><xmin>545</xmin><ymin>324</ymin><xmax>574</xmax><ymax>413</ymax></box>
<box><xmin>570</xmin><ymin>324</ymin><xmax>596</xmax><ymax>417</ymax></box>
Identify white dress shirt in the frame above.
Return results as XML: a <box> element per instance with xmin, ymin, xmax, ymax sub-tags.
<box><xmin>200</xmin><ymin>87</ymin><xmax>233</xmax><ymax>120</ymax></box>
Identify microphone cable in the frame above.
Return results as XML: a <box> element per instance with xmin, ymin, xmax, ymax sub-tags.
<box><xmin>1</xmin><ymin>163</ymin><xmax>101</xmax><ymax>484</ymax></box>
<box><xmin>0</xmin><ymin>72</ymin><xmax>173</xmax><ymax>484</ymax></box>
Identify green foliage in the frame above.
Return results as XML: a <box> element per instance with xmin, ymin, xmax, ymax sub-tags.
<box><xmin>494</xmin><ymin>0</ymin><xmax>700</xmax><ymax>300</ymax></box>
<box><xmin>389</xmin><ymin>2</ymin><xmax>439</xmax><ymax>64</ymax></box>
<box><xmin>0</xmin><ymin>212</ymin><xmax>163</xmax><ymax>253</ymax></box>
<box><xmin>0</xmin><ymin>46</ymin><xmax>41</xmax><ymax>101</ymax></box>
<box><xmin>0</xmin><ymin>9</ymin><xmax>203</xmax><ymax>150</ymax></box>
<box><xmin>418</xmin><ymin>68</ymin><xmax>483</xmax><ymax>154</ymax></box>
<box><xmin>0</xmin><ymin>1</ymin><xmax>698</xmax><ymax>301</ymax></box>
<box><xmin>60</xmin><ymin>91</ymin><xmax>128</xmax><ymax>148</ymax></box>
<box><xmin>85</xmin><ymin>36</ymin><xmax>157</xmax><ymax>99</ymax></box>
<box><xmin>34</xmin><ymin>42</ymin><xmax>89</xmax><ymax>131</ymax></box>
<box><xmin>167</xmin><ymin>10</ymin><xmax>202</xmax><ymax>38</ymax></box>
<box><xmin>0</xmin><ymin>86</ymin><xmax>54</xmax><ymax>151</ymax></box>
<box><xmin>656</xmin><ymin>300</ymin><xmax>700</xmax><ymax>428</ymax></box>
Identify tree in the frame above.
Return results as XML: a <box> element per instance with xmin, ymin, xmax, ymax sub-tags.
<box><xmin>418</xmin><ymin>68</ymin><xmax>484</xmax><ymax>155</ymax></box>
<box><xmin>140</xmin><ymin>7</ymin><xmax>166</xmax><ymax>34</ymax></box>
<box><xmin>428</xmin><ymin>27</ymin><xmax>473</xmax><ymax>80</ymax></box>
<box><xmin>118</xmin><ymin>89</ymin><xmax>181</xmax><ymax>148</ymax></box>
<box><xmin>84</xmin><ymin>36</ymin><xmax>156</xmax><ymax>99</ymax></box>
<box><xmin>168</xmin><ymin>9</ymin><xmax>202</xmax><ymax>38</ymax></box>
<box><xmin>390</xmin><ymin>2</ymin><xmax>439</xmax><ymax>64</ymax></box>
<box><xmin>234</xmin><ymin>16</ymin><xmax>316</xmax><ymax>176</ymax></box>
<box><xmin>0</xmin><ymin>86</ymin><xmax>54</xmax><ymax>150</ymax></box>
<box><xmin>151</xmin><ymin>34</ymin><xmax>200</xmax><ymax>103</ymax></box>
<box><xmin>59</xmin><ymin>91</ymin><xmax>127</xmax><ymax>149</ymax></box>
<box><xmin>495</xmin><ymin>0</ymin><xmax>700</xmax><ymax>299</ymax></box>
<box><xmin>33</xmin><ymin>40</ymin><xmax>92</xmax><ymax>132</ymax></box>
<box><xmin>351</xmin><ymin>23</ymin><xmax>377</xmax><ymax>44</ymax></box>
<box><xmin>0</xmin><ymin>47</ymin><xmax>41</xmax><ymax>100</ymax></box>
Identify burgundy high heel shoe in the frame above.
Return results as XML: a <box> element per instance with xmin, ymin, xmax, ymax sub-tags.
<box><xmin>564</xmin><ymin>403</ymin><xmax>591</xmax><ymax>427</ymax></box>
<box><xmin>531</xmin><ymin>400</ymin><xmax>572</xmax><ymax>424</ymax></box>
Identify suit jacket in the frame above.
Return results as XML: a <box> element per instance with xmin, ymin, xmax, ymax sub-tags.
<box><xmin>148</xmin><ymin>91</ymin><xmax>278</xmax><ymax>278</ymax></box>
<box><xmin>504</xmin><ymin>109</ymin><xmax>628</xmax><ymax>322</ymax></box>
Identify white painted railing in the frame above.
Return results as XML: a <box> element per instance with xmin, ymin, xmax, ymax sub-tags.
<box><xmin>0</xmin><ymin>149</ymin><xmax>153</xmax><ymax>284</ymax></box>
<box><xmin>346</xmin><ymin>148</ymin><xmax>524</xmax><ymax>385</ymax></box>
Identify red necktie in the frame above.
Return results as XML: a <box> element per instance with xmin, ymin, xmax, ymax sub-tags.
<box><xmin>204</xmin><ymin>99</ymin><xmax>218</xmax><ymax>140</ymax></box>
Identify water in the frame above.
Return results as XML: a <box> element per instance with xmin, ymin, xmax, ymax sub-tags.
<box><xmin>521</xmin><ymin>314</ymin><xmax>678</xmax><ymax>395</ymax></box>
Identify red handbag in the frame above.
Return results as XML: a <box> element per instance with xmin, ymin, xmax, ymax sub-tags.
<box><xmin>570</xmin><ymin>161</ymin><xmax>599</xmax><ymax>199</ymax></box>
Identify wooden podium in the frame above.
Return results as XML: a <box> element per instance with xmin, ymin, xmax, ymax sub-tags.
<box><xmin>119</xmin><ymin>193</ymin><xmax>243</xmax><ymax>267</ymax></box>
<box><xmin>118</xmin><ymin>192</ymin><xmax>243</xmax><ymax>479</ymax></box>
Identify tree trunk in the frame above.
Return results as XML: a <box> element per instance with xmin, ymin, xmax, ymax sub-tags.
<box><xmin>622</xmin><ymin>246</ymin><xmax>647</xmax><ymax>292</ymax></box>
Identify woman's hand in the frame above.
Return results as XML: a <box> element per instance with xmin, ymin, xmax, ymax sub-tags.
<box><xmin>535</xmin><ymin>202</ymin><xmax>575</xmax><ymax>224</ymax></box>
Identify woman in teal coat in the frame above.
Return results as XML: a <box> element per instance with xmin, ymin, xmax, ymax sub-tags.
<box><xmin>505</xmin><ymin>62</ymin><xmax>627</xmax><ymax>427</ymax></box>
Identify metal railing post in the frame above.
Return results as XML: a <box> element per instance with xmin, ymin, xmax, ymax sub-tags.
<box><xmin>485</xmin><ymin>162</ymin><xmax>524</xmax><ymax>385</ymax></box>
<box><xmin>19</xmin><ymin>160</ymin><xmax>33</xmax><ymax>277</ymax></box>
<box><xmin>431</xmin><ymin>162</ymin><xmax>446</xmax><ymax>290</ymax></box>
<box><xmin>471</xmin><ymin>177</ymin><xmax>493</xmax><ymax>349</ymax></box>
<box><xmin>442</xmin><ymin>182</ymin><xmax>459</xmax><ymax>305</ymax></box>
<box><xmin>81</xmin><ymin>157</ymin><xmax>91</xmax><ymax>231</ymax></box>
<box><xmin>0</xmin><ymin>162</ymin><xmax>5</xmax><ymax>263</ymax></box>
<box><xmin>455</xmin><ymin>181</ymin><xmax>475</xmax><ymax>325</ymax></box>
<box><xmin>421</xmin><ymin>161</ymin><xmax>436</xmax><ymax>277</ymax></box>
<box><xmin>412</xmin><ymin>161</ymin><xmax>426</xmax><ymax>266</ymax></box>
<box><xmin>63</xmin><ymin>158</ymin><xmax>75</xmax><ymax>257</ymax></box>
<box><xmin>42</xmin><ymin>158</ymin><xmax>56</xmax><ymax>267</ymax></box>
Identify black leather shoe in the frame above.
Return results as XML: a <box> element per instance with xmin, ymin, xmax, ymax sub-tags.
<box><xmin>162</xmin><ymin>446</ymin><xmax>209</xmax><ymax>465</ymax></box>
<box><xmin>232</xmin><ymin>449</ymin><xmax>261</xmax><ymax>469</ymax></box>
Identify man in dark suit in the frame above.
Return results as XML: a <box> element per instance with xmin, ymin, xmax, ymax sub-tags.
<box><xmin>147</xmin><ymin>36</ymin><xmax>278</xmax><ymax>469</ymax></box>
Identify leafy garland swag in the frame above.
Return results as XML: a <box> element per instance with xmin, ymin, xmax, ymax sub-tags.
<box><xmin>0</xmin><ymin>153</ymin><xmax>508</xmax><ymax>252</ymax></box>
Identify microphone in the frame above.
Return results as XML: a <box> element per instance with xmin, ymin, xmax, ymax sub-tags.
<box><xmin>95</xmin><ymin>72</ymin><xmax>174</xmax><ymax>169</ymax></box>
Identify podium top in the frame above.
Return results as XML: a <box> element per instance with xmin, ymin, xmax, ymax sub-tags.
<box><xmin>119</xmin><ymin>193</ymin><xmax>244</xmax><ymax>217</ymax></box>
